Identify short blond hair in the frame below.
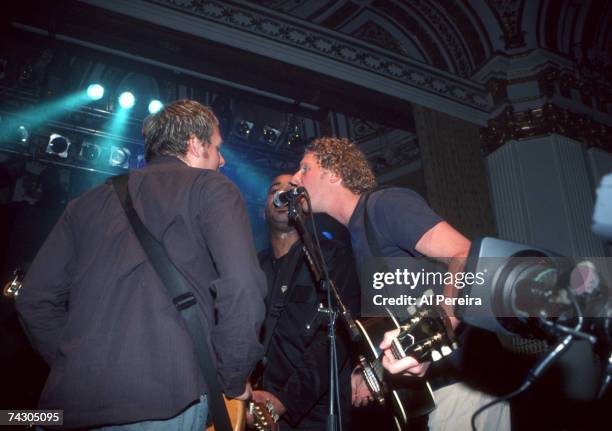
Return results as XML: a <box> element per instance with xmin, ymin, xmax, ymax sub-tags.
<box><xmin>306</xmin><ymin>137</ymin><xmax>376</xmax><ymax>194</ymax></box>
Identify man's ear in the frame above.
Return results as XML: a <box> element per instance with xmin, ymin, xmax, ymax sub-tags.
<box><xmin>187</xmin><ymin>136</ymin><xmax>207</xmax><ymax>159</ymax></box>
<box><xmin>328</xmin><ymin>171</ymin><xmax>341</xmax><ymax>184</ymax></box>
<box><xmin>186</xmin><ymin>136</ymin><xmax>199</xmax><ymax>157</ymax></box>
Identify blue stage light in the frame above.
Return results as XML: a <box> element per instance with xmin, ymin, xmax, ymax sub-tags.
<box><xmin>148</xmin><ymin>100</ymin><xmax>163</xmax><ymax>114</ymax></box>
<box><xmin>17</xmin><ymin>125</ymin><xmax>29</xmax><ymax>143</ymax></box>
<box><xmin>87</xmin><ymin>84</ymin><xmax>105</xmax><ymax>101</ymax></box>
<box><xmin>118</xmin><ymin>92</ymin><xmax>135</xmax><ymax>109</ymax></box>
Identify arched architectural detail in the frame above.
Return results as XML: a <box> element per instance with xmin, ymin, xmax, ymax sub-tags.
<box><xmin>366</xmin><ymin>1</ymin><xmax>450</xmax><ymax>72</ymax></box>
<box><xmin>400</xmin><ymin>0</ymin><xmax>474</xmax><ymax>77</ymax></box>
<box><xmin>484</xmin><ymin>0</ymin><xmax>526</xmax><ymax>49</ymax></box>
<box><xmin>437</xmin><ymin>0</ymin><xmax>491</xmax><ymax>70</ymax></box>
<box><xmin>341</xmin><ymin>10</ymin><xmax>430</xmax><ymax>63</ymax></box>
<box><xmin>252</xmin><ymin>0</ymin><xmax>493</xmax><ymax>77</ymax></box>
<box><xmin>537</xmin><ymin>0</ymin><xmax>611</xmax><ymax>61</ymax></box>
<box><xmin>519</xmin><ymin>0</ymin><xmax>540</xmax><ymax>50</ymax></box>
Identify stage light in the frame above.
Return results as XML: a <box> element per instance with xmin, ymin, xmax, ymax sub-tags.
<box><xmin>133</xmin><ymin>147</ymin><xmax>146</xmax><ymax>169</ymax></box>
<box><xmin>287</xmin><ymin>124</ymin><xmax>302</xmax><ymax>147</ymax></box>
<box><xmin>262</xmin><ymin>126</ymin><xmax>280</xmax><ymax>145</ymax></box>
<box><xmin>46</xmin><ymin>134</ymin><xmax>71</xmax><ymax>158</ymax></box>
<box><xmin>79</xmin><ymin>141</ymin><xmax>101</xmax><ymax>162</ymax></box>
<box><xmin>0</xmin><ymin>121</ymin><xmax>29</xmax><ymax>148</ymax></box>
<box><xmin>148</xmin><ymin>100</ymin><xmax>163</xmax><ymax>114</ymax></box>
<box><xmin>118</xmin><ymin>92</ymin><xmax>135</xmax><ymax>109</ymax></box>
<box><xmin>17</xmin><ymin>125</ymin><xmax>29</xmax><ymax>144</ymax></box>
<box><xmin>109</xmin><ymin>146</ymin><xmax>130</xmax><ymax>169</ymax></box>
<box><xmin>237</xmin><ymin>120</ymin><xmax>254</xmax><ymax>137</ymax></box>
<box><xmin>87</xmin><ymin>84</ymin><xmax>105</xmax><ymax>101</ymax></box>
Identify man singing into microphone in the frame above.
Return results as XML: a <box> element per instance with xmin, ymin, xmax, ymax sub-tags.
<box><xmin>251</xmin><ymin>173</ymin><xmax>360</xmax><ymax>430</ymax></box>
<box><xmin>290</xmin><ymin>137</ymin><xmax>510</xmax><ymax>431</ymax></box>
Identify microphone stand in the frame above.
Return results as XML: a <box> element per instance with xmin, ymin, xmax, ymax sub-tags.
<box><xmin>286</xmin><ymin>198</ymin><xmax>360</xmax><ymax>431</ymax></box>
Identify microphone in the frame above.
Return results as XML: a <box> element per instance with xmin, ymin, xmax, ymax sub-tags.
<box><xmin>273</xmin><ymin>187</ymin><xmax>306</xmax><ymax>208</ymax></box>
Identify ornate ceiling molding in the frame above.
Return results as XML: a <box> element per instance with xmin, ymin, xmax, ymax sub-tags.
<box><xmin>406</xmin><ymin>0</ymin><xmax>474</xmax><ymax>77</ymax></box>
<box><xmin>471</xmin><ymin>48</ymin><xmax>611</xmax><ymax>126</ymax></box>
<box><xmin>481</xmin><ymin>103</ymin><xmax>612</xmax><ymax>155</ymax></box>
<box><xmin>485</xmin><ymin>0</ymin><xmax>526</xmax><ymax>49</ymax></box>
<box><xmin>247</xmin><ymin>1</ymin><xmax>492</xmax><ymax>78</ymax></box>
<box><xmin>436</xmin><ymin>0</ymin><xmax>489</xmax><ymax>70</ymax></box>
<box><xmin>80</xmin><ymin>0</ymin><xmax>493</xmax><ymax>125</ymax></box>
<box><xmin>472</xmin><ymin>48</ymin><xmax>573</xmax><ymax>83</ymax></box>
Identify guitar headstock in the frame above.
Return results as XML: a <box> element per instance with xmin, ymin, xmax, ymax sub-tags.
<box><xmin>249</xmin><ymin>400</ymin><xmax>279</xmax><ymax>431</ymax></box>
<box><xmin>3</xmin><ymin>269</ymin><xmax>25</xmax><ymax>299</ymax></box>
<box><xmin>391</xmin><ymin>305</ymin><xmax>458</xmax><ymax>363</ymax></box>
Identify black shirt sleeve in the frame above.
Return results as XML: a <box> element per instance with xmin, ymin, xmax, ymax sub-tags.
<box><xmin>374</xmin><ymin>188</ymin><xmax>442</xmax><ymax>253</ymax></box>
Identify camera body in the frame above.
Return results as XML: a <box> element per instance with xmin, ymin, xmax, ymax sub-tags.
<box><xmin>459</xmin><ymin>237</ymin><xmax>565</xmax><ymax>336</ymax></box>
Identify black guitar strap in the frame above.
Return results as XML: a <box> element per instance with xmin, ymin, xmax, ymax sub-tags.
<box><xmin>363</xmin><ymin>190</ymin><xmax>386</xmax><ymax>258</ymax></box>
<box><xmin>363</xmin><ymin>189</ymin><xmax>402</xmax><ymax>308</ymax></box>
<box><xmin>111</xmin><ymin>174</ymin><xmax>231</xmax><ymax>431</ymax></box>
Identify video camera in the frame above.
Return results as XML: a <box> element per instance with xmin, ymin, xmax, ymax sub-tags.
<box><xmin>458</xmin><ymin>173</ymin><xmax>612</xmax><ymax>400</ymax></box>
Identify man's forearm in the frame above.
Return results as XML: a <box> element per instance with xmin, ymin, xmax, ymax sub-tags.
<box><xmin>443</xmin><ymin>253</ymin><xmax>469</xmax><ymax>329</ymax></box>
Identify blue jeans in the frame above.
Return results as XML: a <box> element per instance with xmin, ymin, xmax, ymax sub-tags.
<box><xmin>94</xmin><ymin>395</ymin><xmax>208</xmax><ymax>431</ymax></box>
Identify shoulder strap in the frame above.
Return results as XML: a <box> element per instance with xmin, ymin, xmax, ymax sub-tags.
<box><xmin>363</xmin><ymin>189</ymin><xmax>386</xmax><ymax>257</ymax></box>
<box><xmin>111</xmin><ymin>174</ymin><xmax>232</xmax><ymax>431</ymax></box>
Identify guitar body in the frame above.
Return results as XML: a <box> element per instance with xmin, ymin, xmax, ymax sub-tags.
<box><xmin>356</xmin><ymin>315</ymin><xmax>436</xmax><ymax>425</ymax></box>
<box><xmin>205</xmin><ymin>397</ymin><xmax>245</xmax><ymax>431</ymax></box>
<box><xmin>356</xmin><ymin>306</ymin><xmax>458</xmax><ymax>430</ymax></box>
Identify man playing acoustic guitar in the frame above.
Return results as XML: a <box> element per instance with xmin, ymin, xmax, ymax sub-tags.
<box><xmin>290</xmin><ymin>137</ymin><xmax>510</xmax><ymax>431</ymax></box>
<box><xmin>17</xmin><ymin>100</ymin><xmax>265</xmax><ymax>430</ymax></box>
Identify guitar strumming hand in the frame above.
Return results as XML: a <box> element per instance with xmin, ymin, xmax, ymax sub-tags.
<box><xmin>353</xmin><ymin>305</ymin><xmax>458</xmax><ymax>426</ymax></box>
<box><xmin>351</xmin><ymin>367</ymin><xmax>374</xmax><ymax>407</ymax></box>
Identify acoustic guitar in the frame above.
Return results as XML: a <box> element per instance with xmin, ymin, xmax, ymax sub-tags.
<box><xmin>356</xmin><ymin>305</ymin><xmax>458</xmax><ymax>430</ymax></box>
<box><xmin>205</xmin><ymin>397</ymin><xmax>278</xmax><ymax>431</ymax></box>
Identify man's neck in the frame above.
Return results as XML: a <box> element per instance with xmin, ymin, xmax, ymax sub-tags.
<box><xmin>270</xmin><ymin>229</ymin><xmax>300</xmax><ymax>259</ymax></box>
<box><xmin>326</xmin><ymin>191</ymin><xmax>361</xmax><ymax>226</ymax></box>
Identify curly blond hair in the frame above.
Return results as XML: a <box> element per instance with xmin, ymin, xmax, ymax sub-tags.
<box><xmin>306</xmin><ymin>137</ymin><xmax>376</xmax><ymax>194</ymax></box>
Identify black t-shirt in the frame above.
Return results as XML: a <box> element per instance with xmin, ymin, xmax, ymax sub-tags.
<box><xmin>347</xmin><ymin>187</ymin><xmax>442</xmax><ymax>266</ymax></box>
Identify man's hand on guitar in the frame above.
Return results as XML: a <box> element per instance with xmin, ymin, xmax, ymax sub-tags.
<box><xmin>351</xmin><ymin>366</ymin><xmax>374</xmax><ymax>407</ymax></box>
<box><xmin>380</xmin><ymin>329</ymin><xmax>431</xmax><ymax>377</ymax></box>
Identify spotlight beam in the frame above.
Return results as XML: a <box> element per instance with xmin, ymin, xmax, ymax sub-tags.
<box><xmin>0</xmin><ymin>91</ymin><xmax>91</xmax><ymax>136</ymax></box>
